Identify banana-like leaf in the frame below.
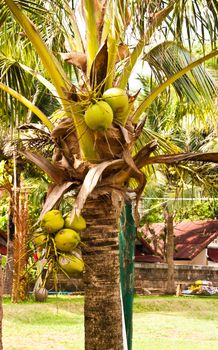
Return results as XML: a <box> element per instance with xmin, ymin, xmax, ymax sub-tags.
<box><xmin>104</xmin><ymin>29</ymin><xmax>119</xmax><ymax>90</ymax></box>
<box><xmin>20</xmin><ymin>150</ymin><xmax>66</xmax><ymax>184</ymax></box>
<box><xmin>132</xmin><ymin>49</ymin><xmax>218</xmax><ymax>122</ymax></box>
<box><xmin>0</xmin><ymin>81</ymin><xmax>54</xmax><ymax>130</ymax></box>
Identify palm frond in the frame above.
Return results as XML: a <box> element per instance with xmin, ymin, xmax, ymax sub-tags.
<box><xmin>164</xmin><ymin>0</ymin><xmax>218</xmax><ymax>51</ymax></box>
<box><xmin>133</xmin><ymin>48</ymin><xmax>218</xmax><ymax>123</ymax></box>
<box><xmin>145</xmin><ymin>42</ymin><xmax>217</xmax><ymax>104</ymax></box>
<box><xmin>4</xmin><ymin>0</ymin><xmax>72</xmax><ymax>105</ymax></box>
<box><xmin>118</xmin><ymin>1</ymin><xmax>176</xmax><ymax>89</ymax></box>
<box><xmin>0</xmin><ymin>82</ymin><xmax>54</xmax><ymax>130</ymax></box>
<box><xmin>82</xmin><ymin>0</ymin><xmax>99</xmax><ymax>74</ymax></box>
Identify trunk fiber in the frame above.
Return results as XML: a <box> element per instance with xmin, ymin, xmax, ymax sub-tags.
<box><xmin>165</xmin><ymin>211</ymin><xmax>175</xmax><ymax>294</ymax></box>
<box><xmin>81</xmin><ymin>194</ymin><xmax>123</xmax><ymax>350</ymax></box>
<box><xmin>11</xmin><ymin>190</ymin><xmax>29</xmax><ymax>302</ymax></box>
<box><xmin>3</xmin><ymin>210</ymin><xmax>14</xmax><ymax>295</ymax></box>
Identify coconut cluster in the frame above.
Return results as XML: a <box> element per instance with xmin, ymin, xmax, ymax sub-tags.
<box><xmin>84</xmin><ymin>88</ymin><xmax>129</xmax><ymax>131</ymax></box>
<box><xmin>33</xmin><ymin>209</ymin><xmax>86</xmax><ymax>277</ymax></box>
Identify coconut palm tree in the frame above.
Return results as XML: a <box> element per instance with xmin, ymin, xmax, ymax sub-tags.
<box><xmin>0</xmin><ymin>0</ymin><xmax>218</xmax><ymax>348</ymax></box>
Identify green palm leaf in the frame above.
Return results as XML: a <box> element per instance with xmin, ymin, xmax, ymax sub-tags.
<box><xmin>133</xmin><ymin>49</ymin><xmax>218</xmax><ymax>123</ymax></box>
<box><xmin>4</xmin><ymin>0</ymin><xmax>71</xmax><ymax>105</ymax></box>
<box><xmin>146</xmin><ymin>42</ymin><xmax>217</xmax><ymax>103</ymax></box>
<box><xmin>0</xmin><ymin>82</ymin><xmax>54</xmax><ymax>130</ymax></box>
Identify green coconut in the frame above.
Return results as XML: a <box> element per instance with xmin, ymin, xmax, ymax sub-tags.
<box><xmin>84</xmin><ymin>101</ymin><xmax>113</xmax><ymax>131</ymax></box>
<box><xmin>33</xmin><ymin>232</ymin><xmax>47</xmax><ymax>247</ymax></box>
<box><xmin>102</xmin><ymin>87</ymin><xmax>128</xmax><ymax>123</ymax></box>
<box><xmin>41</xmin><ymin>210</ymin><xmax>64</xmax><ymax>234</ymax></box>
<box><xmin>64</xmin><ymin>214</ymin><xmax>86</xmax><ymax>231</ymax></box>
<box><xmin>59</xmin><ymin>251</ymin><xmax>84</xmax><ymax>276</ymax></box>
<box><xmin>54</xmin><ymin>228</ymin><xmax>80</xmax><ymax>252</ymax></box>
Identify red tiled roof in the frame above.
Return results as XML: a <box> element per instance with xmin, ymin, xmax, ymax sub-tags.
<box><xmin>136</xmin><ymin>237</ymin><xmax>155</xmax><ymax>254</ymax></box>
<box><xmin>135</xmin><ymin>238</ymin><xmax>162</xmax><ymax>263</ymax></box>
<box><xmin>140</xmin><ymin>220</ymin><xmax>218</xmax><ymax>261</ymax></box>
<box><xmin>174</xmin><ymin>220</ymin><xmax>218</xmax><ymax>259</ymax></box>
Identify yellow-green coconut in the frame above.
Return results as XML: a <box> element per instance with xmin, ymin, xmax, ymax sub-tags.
<box><xmin>41</xmin><ymin>210</ymin><xmax>64</xmax><ymax>234</ymax></box>
<box><xmin>64</xmin><ymin>214</ymin><xmax>86</xmax><ymax>231</ymax></box>
<box><xmin>84</xmin><ymin>101</ymin><xmax>113</xmax><ymax>131</ymax></box>
<box><xmin>33</xmin><ymin>232</ymin><xmax>47</xmax><ymax>247</ymax></box>
<box><xmin>102</xmin><ymin>87</ymin><xmax>128</xmax><ymax>123</ymax></box>
<box><xmin>58</xmin><ymin>252</ymin><xmax>84</xmax><ymax>276</ymax></box>
<box><xmin>54</xmin><ymin>228</ymin><xmax>80</xmax><ymax>252</ymax></box>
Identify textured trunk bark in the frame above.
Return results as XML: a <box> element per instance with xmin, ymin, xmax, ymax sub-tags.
<box><xmin>165</xmin><ymin>211</ymin><xmax>175</xmax><ymax>294</ymax></box>
<box><xmin>3</xmin><ymin>211</ymin><xmax>14</xmax><ymax>295</ymax></box>
<box><xmin>11</xmin><ymin>190</ymin><xmax>29</xmax><ymax>302</ymax></box>
<box><xmin>81</xmin><ymin>194</ymin><xmax>123</xmax><ymax>350</ymax></box>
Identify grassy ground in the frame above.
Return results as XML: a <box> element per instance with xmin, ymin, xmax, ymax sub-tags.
<box><xmin>3</xmin><ymin>294</ymin><xmax>218</xmax><ymax>350</ymax></box>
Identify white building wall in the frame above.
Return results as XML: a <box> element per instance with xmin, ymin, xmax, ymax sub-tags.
<box><xmin>174</xmin><ymin>249</ymin><xmax>207</xmax><ymax>265</ymax></box>
<box><xmin>208</xmin><ymin>237</ymin><xmax>218</xmax><ymax>249</ymax></box>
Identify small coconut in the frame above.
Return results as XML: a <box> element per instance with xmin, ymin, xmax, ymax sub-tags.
<box><xmin>41</xmin><ymin>210</ymin><xmax>64</xmax><ymax>234</ymax></box>
<box><xmin>59</xmin><ymin>252</ymin><xmax>84</xmax><ymax>277</ymax></box>
<box><xmin>54</xmin><ymin>228</ymin><xmax>80</xmax><ymax>252</ymax></box>
<box><xmin>33</xmin><ymin>287</ymin><xmax>48</xmax><ymax>302</ymax></box>
<box><xmin>102</xmin><ymin>87</ymin><xmax>128</xmax><ymax>123</ymax></box>
<box><xmin>33</xmin><ymin>232</ymin><xmax>47</xmax><ymax>247</ymax></box>
<box><xmin>84</xmin><ymin>101</ymin><xmax>113</xmax><ymax>131</ymax></box>
<box><xmin>64</xmin><ymin>214</ymin><xmax>86</xmax><ymax>231</ymax></box>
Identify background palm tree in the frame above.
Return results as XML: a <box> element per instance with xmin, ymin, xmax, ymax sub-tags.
<box><xmin>0</xmin><ymin>0</ymin><xmax>218</xmax><ymax>348</ymax></box>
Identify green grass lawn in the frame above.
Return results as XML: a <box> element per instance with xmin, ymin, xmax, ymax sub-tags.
<box><xmin>3</xmin><ymin>294</ymin><xmax>218</xmax><ymax>350</ymax></box>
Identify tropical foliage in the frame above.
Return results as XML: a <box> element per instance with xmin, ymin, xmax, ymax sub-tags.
<box><xmin>0</xmin><ymin>0</ymin><xmax>218</xmax><ymax>349</ymax></box>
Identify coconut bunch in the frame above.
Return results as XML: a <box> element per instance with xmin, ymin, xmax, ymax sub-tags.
<box><xmin>3</xmin><ymin>159</ymin><xmax>14</xmax><ymax>176</ymax></box>
<box><xmin>33</xmin><ymin>209</ymin><xmax>86</xmax><ymax>281</ymax></box>
<box><xmin>84</xmin><ymin>87</ymin><xmax>129</xmax><ymax>131</ymax></box>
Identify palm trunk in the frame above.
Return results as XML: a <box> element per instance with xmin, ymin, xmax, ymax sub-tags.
<box><xmin>81</xmin><ymin>194</ymin><xmax>123</xmax><ymax>350</ymax></box>
<box><xmin>11</xmin><ymin>189</ymin><xmax>29</xmax><ymax>302</ymax></box>
<box><xmin>3</xmin><ymin>210</ymin><xmax>14</xmax><ymax>295</ymax></box>
<box><xmin>165</xmin><ymin>210</ymin><xmax>175</xmax><ymax>294</ymax></box>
